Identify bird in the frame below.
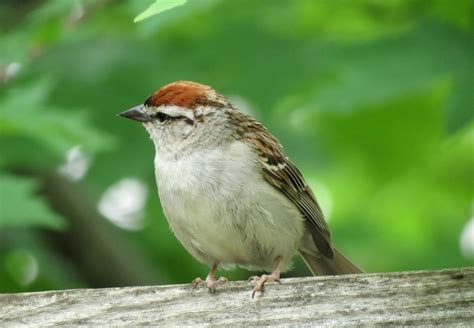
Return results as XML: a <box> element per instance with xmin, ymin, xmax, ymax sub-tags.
<box><xmin>119</xmin><ymin>81</ymin><xmax>362</xmax><ymax>297</ymax></box>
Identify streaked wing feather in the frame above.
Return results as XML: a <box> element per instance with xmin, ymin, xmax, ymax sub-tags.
<box><xmin>228</xmin><ymin>110</ymin><xmax>334</xmax><ymax>258</ymax></box>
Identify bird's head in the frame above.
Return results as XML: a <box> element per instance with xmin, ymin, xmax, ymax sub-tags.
<box><xmin>119</xmin><ymin>81</ymin><xmax>234</xmax><ymax>154</ymax></box>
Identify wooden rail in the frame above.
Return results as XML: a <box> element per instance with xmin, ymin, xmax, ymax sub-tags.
<box><xmin>1</xmin><ymin>267</ymin><xmax>473</xmax><ymax>326</ymax></box>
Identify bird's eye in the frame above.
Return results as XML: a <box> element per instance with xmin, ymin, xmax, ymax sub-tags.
<box><xmin>156</xmin><ymin>112</ymin><xmax>170</xmax><ymax>122</ymax></box>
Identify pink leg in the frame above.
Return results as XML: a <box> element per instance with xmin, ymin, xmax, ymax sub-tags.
<box><xmin>192</xmin><ymin>264</ymin><xmax>227</xmax><ymax>292</ymax></box>
<box><xmin>249</xmin><ymin>261</ymin><xmax>282</xmax><ymax>298</ymax></box>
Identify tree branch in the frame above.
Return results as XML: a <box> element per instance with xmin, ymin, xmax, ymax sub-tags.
<box><xmin>1</xmin><ymin>268</ymin><xmax>473</xmax><ymax>326</ymax></box>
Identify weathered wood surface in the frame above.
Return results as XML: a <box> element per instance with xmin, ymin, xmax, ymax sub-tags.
<box><xmin>0</xmin><ymin>268</ymin><xmax>473</xmax><ymax>326</ymax></box>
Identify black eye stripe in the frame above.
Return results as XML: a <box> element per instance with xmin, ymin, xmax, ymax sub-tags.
<box><xmin>153</xmin><ymin>112</ymin><xmax>194</xmax><ymax>124</ymax></box>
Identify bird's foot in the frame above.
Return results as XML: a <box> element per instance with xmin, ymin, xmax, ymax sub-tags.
<box><xmin>249</xmin><ymin>270</ymin><xmax>281</xmax><ymax>298</ymax></box>
<box><xmin>192</xmin><ymin>263</ymin><xmax>227</xmax><ymax>292</ymax></box>
<box><xmin>192</xmin><ymin>276</ymin><xmax>228</xmax><ymax>292</ymax></box>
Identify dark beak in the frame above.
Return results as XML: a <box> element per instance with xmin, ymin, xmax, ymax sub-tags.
<box><xmin>118</xmin><ymin>105</ymin><xmax>150</xmax><ymax>122</ymax></box>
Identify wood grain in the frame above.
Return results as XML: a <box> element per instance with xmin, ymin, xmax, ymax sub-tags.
<box><xmin>1</xmin><ymin>268</ymin><xmax>473</xmax><ymax>326</ymax></box>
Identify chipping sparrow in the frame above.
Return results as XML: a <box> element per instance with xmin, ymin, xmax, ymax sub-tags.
<box><xmin>119</xmin><ymin>81</ymin><xmax>362</xmax><ymax>296</ymax></box>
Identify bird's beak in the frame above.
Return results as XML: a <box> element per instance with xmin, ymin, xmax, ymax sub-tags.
<box><xmin>118</xmin><ymin>105</ymin><xmax>150</xmax><ymax>122</ymax></box>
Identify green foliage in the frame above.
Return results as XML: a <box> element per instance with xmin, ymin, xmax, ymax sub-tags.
<box><xmin>0</xmin><ymin>174</ymin><xmax>65</xmax><ymax>229</ymax></box>
<box><xmin>0</xmin><ymin>0</ymin><xmax>472</xmax><ymax>293</ymax></box>
<box><xmin>1</xmin><ymin>81</ymin><xmax>115</xmax><ymax>161</ymax></box>
<box><xmin>134</xmin><ymin>0</ymin><xmax>188</xmax><ymax>23</ymax></box>
<box><xmin>5</xmin><ymin>249</ymin><xmax>39</xmax><ymax>287</ymax></box>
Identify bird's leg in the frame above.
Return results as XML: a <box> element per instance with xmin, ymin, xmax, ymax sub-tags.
<box><xmin>249</xmin><ymin>260</ymin><xmax>282</xmax><ymax>298</ymax></box>
<box><xmin>192</xmin><ymin>263</ymin><xmax>227</xmax><ymax>292</ymax></box>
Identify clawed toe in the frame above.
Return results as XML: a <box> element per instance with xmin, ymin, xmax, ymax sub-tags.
<box><xmin>206</xmin><ymin>276</ymin><xmax>228</xmax><ymax>291</ymax></box>
<box><xmin>192</xmin><ymin>276</ymin><xmax>227</xmax><ymax>292</ymax></box>
<box><xmin>192</xmin><ymin>264</ymin><xmax>228</xmax><ymax>292</ymax></box>
<box><xmin>250</xmin><ymin>272</ymin><xmax>281</xmax><ymax>299</ymax></box>
<box><xmin>192</xmin><ymin>277</ymin><xmax>204</xmax><ymax>287</ymax></box>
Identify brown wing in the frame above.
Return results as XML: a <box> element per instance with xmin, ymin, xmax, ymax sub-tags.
<box><xmin>228</xmin><ymin>110</ymin><xmax>334</xmax><ymax>258</ymax></box>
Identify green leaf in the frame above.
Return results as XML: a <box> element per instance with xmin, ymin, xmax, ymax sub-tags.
<box><xmin>0</xmin><ymin>174</ymin><xmax>66</xmax><ymax>230</ymax></box>
<box><xmin>0</xmin><ymin>80</ymin><xmax>115</xmax><ymax>164</ymax></box>
<box><xmin>5</xmin><ymin>249</ymin><xmax>39</xmax><ymax>287</ymax></box>
<box><xmin>134</xmin><ymin>0</ymin><xmax>188</xmax><ymax>23</ymax></box>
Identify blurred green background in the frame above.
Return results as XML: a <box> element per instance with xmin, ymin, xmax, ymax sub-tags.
<box><xmin>1</xmin><ymin>0</ymin><xmax>473</xmax><ymax>293</ymax></box>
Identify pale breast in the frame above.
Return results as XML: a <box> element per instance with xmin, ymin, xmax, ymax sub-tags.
<box><xmin>154</xmin><ymin>141</ymin><xmax>305</xmax><ymax>271</ymax></box>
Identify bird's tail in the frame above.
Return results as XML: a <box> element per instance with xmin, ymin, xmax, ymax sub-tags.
<box><xmin>299</xmin><ymin>247</ymin><xmax>363</xmax><ymax>275</ymax></box>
